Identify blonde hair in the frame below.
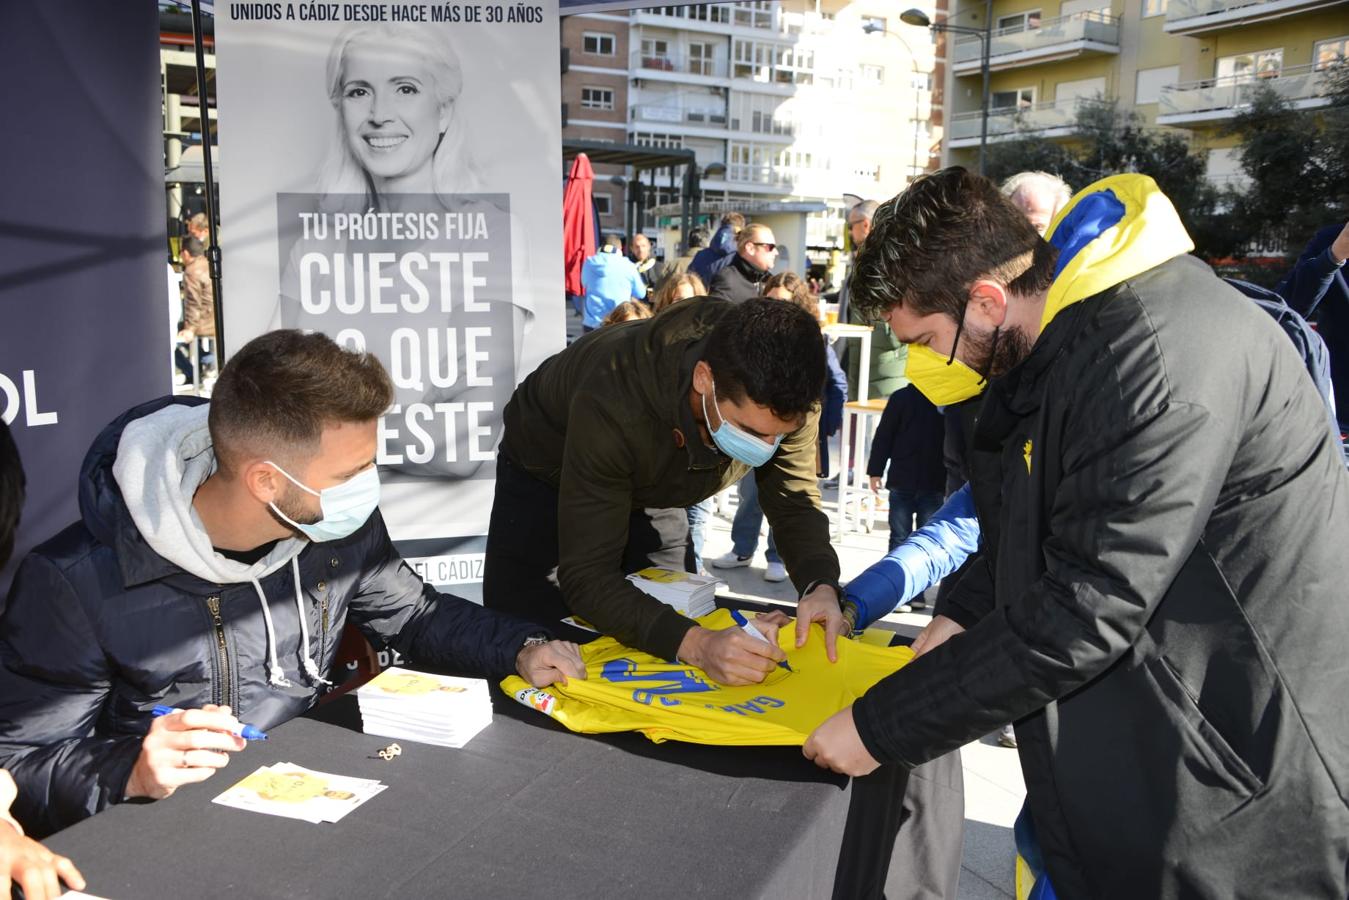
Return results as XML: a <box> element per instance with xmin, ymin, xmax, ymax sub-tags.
<box><xmin>652</xmin><ymin>272</ymin><xmax>706</xmax><ymax>314</ymax></box>
<box><xmin>317</xmin><ymin>23</ymin><xmax>480</xmax><ymax>212</ymax></box>
<box><xmin>761</xmin><ymin>272</ymin><xmax>817</xmax><ymax>319</ymax></box>
<box><xmin>736</xmin><ymin>223</ymin><xmax>772</xmax><ymax>252</ymax></box>
<box><xmin>601</xmin><ymin>300</ymin><xmax>653</xmax><ymax>326</ymax></box>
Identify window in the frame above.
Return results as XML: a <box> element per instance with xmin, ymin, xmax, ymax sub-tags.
<box><xmin>580</xmin><ymin>87</ymin><xmax>614</xmax><ymax>110</ymax></box>
<box><xmin>582</xmin><ymin>32</ymin><xmax>615</xmax><ymax>56</ymax></box>
<box><xmin>594</xmin><ymin>194</ymin><xmax>613</xmax><ymax>216</ymax></box>
<box><xmin>997</xmin><ymin>10</ymin><xmax>1041</xmax><ymax>33</ymax></box>
<box><xmin>1141</xmin><ymin>0</ymin><xmax>1169</xmax><ymax>17</ymax></box>
<box><xmin>910</xmin><ymin>71</ymin><xmax>932</xmax><ymax>91</ymax></box>
<box><xmin>861</xmin><ymin>15</ymin><xmax>886</xmax><ymax>32</ymax></box>
<box><xmin>688</xmin><ymin>42</ymin><xmax>718</xmax><ymax>76</ymax></box>
<box><xmin>991</xmin><ymin>87</ymin><xmax>1036</xmax><ymax>110</ymax></box>
<box><xmin>730</xmin><ymin>93</ymin><xmax>792</xmax><ymax>135</ymax></box>
<box><xmin>1216</xmin><ymin>48</ymin><xmax>1283</xmax><ymax>82</ymax></box>
<box><xmin>860</xmin><ymin>64</ymin><xmax>886</xmax><ymax>85</ymax></box>
<box><xmin>1314</xmin><ymin>36</ymin><xmax>1349</xmax><ymax>71</ymax></box>
<box><xmin>633</xmin><ymin>132</ymin><xmax>683</xmax><ymax>149</ymax></box>
<box><xmin>1135</xmin><ymin>66</ymin><xmax>1178</xmax><ymax>105</ymax></box>
<box><xmin>732</xmin><ymin>0</ymin><xmax>774</xmax><ymax>29</ymax></box>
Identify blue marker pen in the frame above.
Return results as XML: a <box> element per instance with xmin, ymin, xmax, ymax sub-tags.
<box><xmin>729</xmin><ymin>610</ymin><xmax>793</xmax><ymax>672</ymax></box>
<box><xmin>152</xmin><ymin>705</ymin><xmax>269</xmax><ymax>741</ymax></box>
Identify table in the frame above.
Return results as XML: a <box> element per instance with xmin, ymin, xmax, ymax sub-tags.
<box><xmin>46</xmin><ymin>687</ymin><xmax>911</xmax><ymax>898</ymax></box>
<box><xmin>822</xmin><ymin>322</ymin><xmax>873</xmax><ymax>403</ymax></box>
<box><xmin>834</xmin><ymin>397</ymin><xmax>889</xmax><ymax>540</ymax></box>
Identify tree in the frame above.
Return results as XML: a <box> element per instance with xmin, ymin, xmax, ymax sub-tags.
<box><xmin>983</xmin><ymin>99</ymin><xmax>1227</xmax><ymax>256</ymax></box>
<box><xmin>1220</xmin><ymin>62</ymin><xmax>1349</xmax><ymax>265</ymax></box>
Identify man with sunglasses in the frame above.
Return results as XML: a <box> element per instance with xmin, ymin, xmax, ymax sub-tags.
<box><xmin>708</xmin><ymin>225</ymin><xmax>778</xmax><ymax>304</ymax></box>
<box><xmin>484</xmin><ymin>298</ymin><xmax>850</xmax><ymax>686</ymax></box>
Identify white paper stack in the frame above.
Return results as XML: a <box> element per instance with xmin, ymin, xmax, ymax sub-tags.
<box><xmin>212</xmin><ymin>763</ymin><xmax>386</xmax><ymax>824</ymax></box>
<box><xmin>355</xmin><ymin>666</ymin><xmax>493</xmax><ymax>749</ymax></box>
<box><xmin>625</xmin><ymin>567</ymin><xmax>723</xmax><ymax>617</ymax></box>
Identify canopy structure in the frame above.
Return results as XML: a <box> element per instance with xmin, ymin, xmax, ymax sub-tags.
<box><xmin>563</xmin><ymin>139</ymin><xmax>704</xmax><ymax>250</ymax></box>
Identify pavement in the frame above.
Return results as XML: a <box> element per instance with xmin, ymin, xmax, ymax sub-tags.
<box><xmin>701</xmin><ymin>478</ymin><xmax>1026</xmax><ymax>900</ymax></box>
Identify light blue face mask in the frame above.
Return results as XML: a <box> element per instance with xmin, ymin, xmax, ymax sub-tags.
<box><xmin>701</xmin><ymin>380</ymin><xmax>783</xmax><ymax>468</ymax></box>
<box><xmin>267</xmin><ymin>461</ymin><xmax>381</xmax><ymax>542</ymax></box>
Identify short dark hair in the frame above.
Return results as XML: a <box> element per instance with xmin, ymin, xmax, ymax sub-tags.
<box><xmin>704</xmin><ymin>298</ymin><xmax>824</xmax><ymax>422</ymax></box>
<box><xmin>850</xmin><ymin>167</ymin><xmax>1058</xmax><ymax>325</ymax></box>
<box><xmin>601</xmin><ymin>232</ymin><xmax>624</xmax><ymax>250</ymax></box>
<box><xmin>208</xmin><ymin>330</ymin><xmax>394</xmax><ymax>476</ymax></box>
<box><xmin>687</xmin><ymin>226</ymin><xmax>711</xmax><ymax>250</ymax></box>
<box><xmin>182</xmin><ymin>236</ymin><xmax>206</xmax><ymax>258</ymax></box>
<box><xmin>0</xmin><ymin>419</ymin><xmax>25</xmax><ymax>570</ymax></box>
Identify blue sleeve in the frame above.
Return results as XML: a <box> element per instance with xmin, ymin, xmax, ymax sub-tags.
<box><xmin>844</xmin><ymin>483</ymin><xmax>981</xmax><ymax>629</ymax></box>
<box><xmin>632</xmin><ymin>267</ymin><xmax>647</xmax><ymax>300</ymax></box>
<box><xmin>1277</xmin><ymin>230</ymin><xmax>1343</xmax><ymax>318</ymax></box>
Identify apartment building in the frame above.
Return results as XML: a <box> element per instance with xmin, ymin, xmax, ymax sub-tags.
<box><xmin>939</xmin><ymin>0</ymin><xmax>1348</xmax><ymax>187</ymax></box>
<box><xmin>562</xmin><ymin>0</ymin><xmax>942</xmax><ymax>248</ymax></box>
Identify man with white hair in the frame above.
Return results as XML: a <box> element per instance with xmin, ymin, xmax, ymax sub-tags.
<box><xmin>1000</xmin><ymin>171</ymin><xmax>1073</xmax><ymax>236</ymax></box>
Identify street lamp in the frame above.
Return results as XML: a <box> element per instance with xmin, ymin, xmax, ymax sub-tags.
<box><xmin>900</xmin><ymin>7</ymin><xmax>992</xmax><ymax>176</ymax></box>
<box><xmin>861</xmin><ymin>22</ymin><xmax>929</xmax><ymax>183</ymax></box>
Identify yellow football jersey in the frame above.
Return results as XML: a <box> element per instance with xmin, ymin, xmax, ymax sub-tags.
<box><xmin>501</xmin><ymin>609</ymin><xmax>914</xmax><ymax>746</ymax></box>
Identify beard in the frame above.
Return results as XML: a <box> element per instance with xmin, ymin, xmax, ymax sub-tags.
<box><xmin>959</xmin><ymin>322</ymin><xmax>1035</xmax><ymax>380</ymax></box>
<box><xmin>272</xmin><ymin>483</ymin><xmax>322</xmax><ymax>528</ymax></box>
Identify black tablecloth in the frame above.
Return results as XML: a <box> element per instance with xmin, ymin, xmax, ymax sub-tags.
<box><xmin>46</xmin><ymin>690</ymin><xmax>920</xmax><ymax>900</ymax></box>
<box><xmin>44</xmin><ymin>598</ymin><xmax>966</xmax><ymax>899</ymax></box>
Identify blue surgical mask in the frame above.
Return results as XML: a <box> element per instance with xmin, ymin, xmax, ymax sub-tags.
<box><xmin>267</xmin><ymin>461</ymin><xmax>381</xmax><ymax>542</ymax></box>
<box><xmin>701</xmin><ymin>380</ymin><xmax>782</xmax><ymax>468</ymax></box>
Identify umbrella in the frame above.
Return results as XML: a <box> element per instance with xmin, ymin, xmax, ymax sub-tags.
<box><xmin>562</xmin><ymin>153</ymin><xmax>597</xmax><ymax>299</ymax></box>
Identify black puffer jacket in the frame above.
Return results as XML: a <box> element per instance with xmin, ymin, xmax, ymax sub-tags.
<box><xmin>855</xmin><ymin>257</ymin><xmax>1349</xmax><ymax>897</ymax></box>
<box><xmin>0</xmin><ymin>397</ymin><xmax>541</xmax><ymax>836</ymax></box>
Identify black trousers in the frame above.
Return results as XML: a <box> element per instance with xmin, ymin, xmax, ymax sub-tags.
<box><xmin>483</xmin><ymin>453</ymin><xmax>692</xmax><ymax>628</ymax></box>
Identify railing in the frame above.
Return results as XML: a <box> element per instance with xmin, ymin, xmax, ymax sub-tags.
<box><xmin>631</xmin><ymin>104</ymin><xmax>730</xmax><ymax>127</ymax></box>
<box><xmin>631</xmin><ymin>50</ymin><xmax>729</xmax><ymax>78</ymax></box>
<box><xmin>1159</xmin><ymin>64</ymin><xmax>1328</xmax><ymax>117</ymax></box>
<box><xmin>725</xmin><ymin>163</ymin><xmax>794</xmax><ymax>188</ymax></box>
<box><xmin>1165</xmin><ymin>0</ymin><xmax>1316</xmax><ymax>25</ymax></box>
<box><xmin>634</xmin><ymin>5</ymin><xmax>732</xmax><ymax>25</ymax></box>
<box><xmin>953</xmin><ymin>10</ymin><xmax>1120</xmax><ymax>65</ymax></box>
<box><xmin>947</xmin><ymin>97</ymin><xmax>1087</xmax><ymax>140</ymax></box>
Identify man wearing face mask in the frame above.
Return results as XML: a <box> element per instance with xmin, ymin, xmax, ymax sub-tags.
<box><xmin>485</xmin><ymin>298</ymin><xmax>849</xmax><ymax>686</ymax></box>
<box><xmin>801</xmin><ymin>168</ymin><xmax>1349</xmax><ymax>896</ymax></box>
<box><xmin>0</xmin><ymin>330</ymin><xmax>584</xmax><ymax>837</ymax></box>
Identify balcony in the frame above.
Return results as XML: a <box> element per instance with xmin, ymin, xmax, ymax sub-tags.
<box><xmin>952</xmin><ymin>11</ymin><xmax>1120</xmax><ymax>75</ymax></box>
<box><xmin>631</xmin><ymin>103</ymin><xmax>730</xmax><ymax>129</ymax></box>
<box><xmin>726</xmin><ymin>163</ymin><xmax>795</xmax><ymax>190</ymax></box>
<box><xmin>946</xmin><ymin>98</ymin><xmax>1083</xmax><ymax>147</ymax></box>
<box><xmin>1157</xmin><ymin>64</ymin><xmax>1333</xmax><ymax>126</ymax></box>
<box><xmin>631</xmin><ymin>50</ymin><xmax>729</xmax><ymax>81</ymax></box>
<box><xmin>1164</xmin><ymin>0</ymin><xmax>1343</xmax><ymax>34</ymax></box>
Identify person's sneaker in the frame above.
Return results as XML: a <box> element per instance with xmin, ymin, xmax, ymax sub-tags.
<box><xmin>894</xmin><ymin>602</ymin><xmax>913</xmax><ymax>613</ymax></box>
<box><xmin>910</xmin><ymin>598</ymin><xmax>927</xmax><ymax>610</ymax></box>
<box><xmin>997</xmin><ymin>724</ymin><xmax>1018</xmax><ymax>749</ymax></box>
<box><xmin>764</xmin><ymin>561</ymin><xmax>788</xmax><ymax>582</ymax></box>
<box><xmin>710</xmin><ymin>551</ymin><xmax>753</xmax><ymax>569</ymax></box>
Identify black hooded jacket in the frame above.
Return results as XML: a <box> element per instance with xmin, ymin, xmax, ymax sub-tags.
<box><xmin>0</xmin><ymin>397</ymin><xmax>542</xmax><ymax>836</ymax></box>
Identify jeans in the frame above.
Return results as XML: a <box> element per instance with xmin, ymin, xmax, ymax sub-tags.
<box><xmin>730</xmin><ymin>473</ymin><xmax>780</xmax><ymax>563</ymax></box>
<box><xmin>887</xmin><ymin>489</ymin><xmax>944</xmax><ymax>552</ymax></box>
<box><xmin>685</xmin><ymin>499</ymin><xmax>713</xmax><ymax>572</ymax></box>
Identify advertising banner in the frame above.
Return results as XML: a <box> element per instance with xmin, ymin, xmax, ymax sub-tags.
<box><xmin>0</xmin><ymin>1</ymin><xmax>168</xmax><ymax>595</ymax></box>
<box><xmin>215</xmin><ymin>0</ymin><xmax>565</xmax><ymax>599</ymax></box>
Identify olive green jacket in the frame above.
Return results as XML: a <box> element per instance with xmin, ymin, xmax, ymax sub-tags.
<box><xmin>500</xmin><ymin>298</ymin><xmax>840</xmax><ymax>660</ymax></box>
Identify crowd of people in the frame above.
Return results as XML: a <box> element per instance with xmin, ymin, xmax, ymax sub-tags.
<box><xmin>2</xmin><ymin>166</ymin><xmax>1347</xmax><ymax>898</ymax></box>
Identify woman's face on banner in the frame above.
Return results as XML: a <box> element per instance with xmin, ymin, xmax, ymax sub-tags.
<box><xmin>340</xmin><ymin>44</ymin><xmax>450</xmax><ymax>189</ymax></box>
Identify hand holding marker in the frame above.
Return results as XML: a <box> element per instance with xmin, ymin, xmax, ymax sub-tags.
<box><xmin>152</xmin><ymin>705</ymin><xmax>269</xmax><ymax>741</ymax></box>
<box><xmin>729</xmin><ymin>610</ymin><xmax>793</xmax><ymax>672</ymax></box>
